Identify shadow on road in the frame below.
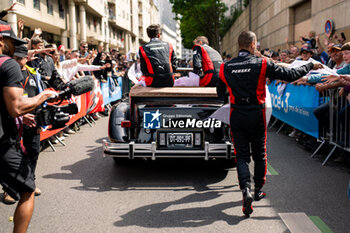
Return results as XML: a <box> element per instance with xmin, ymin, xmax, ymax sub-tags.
<box><xmin>114</xmin><ymin>191</ymin><xmax>281</xmax><ymax>228</ymax></box>
<box><xmin>43</xmin><ymin>137</ymin><xmax>234</xmax><ymax>192</ymax></box>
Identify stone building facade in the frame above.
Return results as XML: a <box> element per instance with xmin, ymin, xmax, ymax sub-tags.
<box><xmin>0</xmin><ymin>0</ymin><xmax>159</xmax><ymax>55</ymax></box>
<box><xmin>222</xmin><ymin>0</ymin><xmax>350</xmax><ymax>57</ymax></box>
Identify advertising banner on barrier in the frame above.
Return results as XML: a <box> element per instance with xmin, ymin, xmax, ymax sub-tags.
<box><xmin>100</xmin><ymin>76</ymin><xmax>123</xmax><ymax>105</ymax></box>
<box><xmin>268</xmin><ymin>81</ymin><xmax>320</xmax><ymax>138</ymax></box>
<box><xmin>40</xmin><ymin>94</ymin><xmax>87</xmax><ymax>141</ymax></box>
<box><xmin>39</xmin><ymin>77</ymin><xmax>123</xmax><ymax>141</ymax></box>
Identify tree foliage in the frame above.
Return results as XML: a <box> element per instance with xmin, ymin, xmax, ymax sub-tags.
<box><xmin>170</xmin><ymin>0</ymin><xmax>227</xmax><ymax>51</ymax></box>
<box><xmin>220</xmin><ymin>7</ymin><xmax>243</xmax><ymax>38</ymax></box>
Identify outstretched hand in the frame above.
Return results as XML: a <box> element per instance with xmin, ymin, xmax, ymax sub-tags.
<box><xmin>18</xmin><ymin>19</ymin><xmax>24</xmax><ymax>31</ymax></box>
<box><xmin>321</xmin><ymin>75</ymin><xmax>340</xmax><ymax>84</ymax></box>
<box><xmin>315</xmin><ymin>83</ymin><xmax>327</xmax><ymax>93</ymax></box>
<box><xmin>4</xmin><ymin>2</ymin><xmax>16</xmax><ymax>12</ymax></box>
<box><xmin>291</xmin><ymin>77</ymin><xmax>308</xmax><ymax>86</ymax></box>
<box><xmin>312</xmin><ymin>63</ymin><xmax>323</xmax><ymax>70</ymax></box>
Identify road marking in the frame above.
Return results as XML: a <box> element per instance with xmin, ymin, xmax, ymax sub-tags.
<box><xmin>309</xmin><ymin>216</ymin><xmax>334</xmax><ymax>233</ymax></box>
<box><xmin>279</xmin><ymin>212</ymin><xmax>321</xmax><ymax>233</ymax></box>
<box><xmin>267</xmin><ymin>162</ymin><xmax>278</xmax><ymax>175</ymax></box>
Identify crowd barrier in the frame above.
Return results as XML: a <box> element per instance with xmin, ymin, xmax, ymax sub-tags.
<box><xmin>268</xmin><ymin>80</ymin><xmax>350</xmax><ymax>165</ymax></box>
<box><xmin>268</xmin><ymin>80</ymin><xmax>320</xmax><ymax>138</ymax></box>
<box><xmin>40</xmin><ymin>76</ymin><xmax>123</xmax><ymax>142</ymax></box>
<box><xmin>311</xmin><ymin>88</ymin><xmax>350</xmax><ymax>165</ymax></box>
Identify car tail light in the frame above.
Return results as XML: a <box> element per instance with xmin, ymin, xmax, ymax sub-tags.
<box><xmin>121</xmin><ymin>120</ymin><xmax>131</xmax><ymax>128</ymax></box>
<box><xmin>195</xmin><ymin>133</ymin><xmax>201</xmax><ymax>146</ymax></box>
<box><xmin>159</xmin><ymin>133</ymin><xmax>166</xmax><ymax>146</ymax></box>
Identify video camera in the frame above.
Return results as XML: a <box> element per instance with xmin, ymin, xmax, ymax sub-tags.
<box><xmin>36</xmin><ymin>76</ymin><xmax>95</xmax><ymax>130</ymax></box>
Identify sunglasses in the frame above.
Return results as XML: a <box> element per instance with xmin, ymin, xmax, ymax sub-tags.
<box><xmin>82</xmin><ymin>46</ymin><xmax>88</xmax><ymax>48</ymax></box>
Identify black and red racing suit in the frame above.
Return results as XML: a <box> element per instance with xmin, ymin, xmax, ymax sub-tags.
<box><xmin>217</xmin><ymin>50</ymin><xmax>314</xmax><ymax>190</ymax></box>
<box><xmin>193</xmin><ymin>44</ymin><xmax>223</xmax><ymax>87</ymax></box>
<box><xmin>139</xmin><ymin>38</ymin><xmax>177</xmax><ymax>87</ymax></box>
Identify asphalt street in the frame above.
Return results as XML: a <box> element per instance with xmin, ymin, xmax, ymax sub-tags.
<box><xmin>1</xmin><ymin>116</ymin><xmax>349</xmax><ymax>233</ymax></box>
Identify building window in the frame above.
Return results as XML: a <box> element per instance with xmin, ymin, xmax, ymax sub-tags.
<box><xmin>33</xmin><ymin>0</ymin><xmax>40</xmax><ymax>10</ymax></box>
<box><xmin>293</xmin><ymin>0</ymin><xmax>311</xmax><ymax>24</ymax></box>
<box><xmin>87</xmin><ymin>19</ymin><xmax>91</xmax><ymax>30</ymax></box>
<box><xmin>47</xmin><ymin>0</ymin><xmax>53</xmax><ymax>15</ymax></box>
<box><xmin>292</xmin><ymin>0</ymin><xmax>311</xmax><ymax>43</ymax></box>
<box><xmin>93</xmin><ymin>19</ymin><xmax>97</xmax><ymax>32</ymax></box>
<box><xmin>58</xmin><ymin>0</ymin><xmax>64</xmax><ymax>19</ymax></box>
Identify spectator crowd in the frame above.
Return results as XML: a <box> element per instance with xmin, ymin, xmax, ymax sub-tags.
<box><xmin>253</xmin><ymin>29</ymin><xmax>350</xmax><ymax>166</ymax></box>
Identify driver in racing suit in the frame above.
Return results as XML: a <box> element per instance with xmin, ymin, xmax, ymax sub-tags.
<box><xmin>217</xmin><ymin>31</ymin><xmax>323</xmax><ymax>216</ymax></box>
<box><xmin>139</xmin><ymin>24</ymin><xmax>177</xmax><ymax>87</ymax></box>
<box><xmin>192</xmin><ymin>36</ymin><xmax>222</xmax><ymax>87</ymax></box>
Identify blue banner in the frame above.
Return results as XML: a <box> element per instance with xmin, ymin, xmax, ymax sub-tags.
<box><xmin>100</xmin><ymin>76</ymin><xmax>122</xmax><ymax>105</ymax></box>
<box><xmin>268</xmin><ymin>81</ymin><xmax>320</xmax><ymax>138</ymax></box>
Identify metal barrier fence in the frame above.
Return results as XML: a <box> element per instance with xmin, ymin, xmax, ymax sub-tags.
<box><xmin>311</xmin><ymin>88</ymin><xmax>350</xmax><ymax>165</ymax></box>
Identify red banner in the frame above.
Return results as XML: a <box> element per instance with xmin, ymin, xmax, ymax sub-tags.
<box><xmin>39</xmin><ymin>82</ymin><xmax>105</xmax><ymax>141</ymax></box>
<box><xmin>40</xmin><ymin>94</ymin><xmax>87</xmax><ymax>140</ymax></box>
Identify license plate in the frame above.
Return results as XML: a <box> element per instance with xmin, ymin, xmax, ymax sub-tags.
<box><xmin>167</xmin><ymin>133</ymin><xmax>193</xmax><ymax>147</ymax></box>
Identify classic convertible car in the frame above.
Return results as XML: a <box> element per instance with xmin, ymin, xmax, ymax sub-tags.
<box><xmin>102</xmin><ymin>85</ymin><xmax>235</xmax><ymax>165</ymax></box>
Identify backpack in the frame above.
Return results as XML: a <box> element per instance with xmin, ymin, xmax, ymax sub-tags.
<box><xmin>0</xmin><ymin>56</ymin><xmax>11</xmax><ymax>139</ymax></box>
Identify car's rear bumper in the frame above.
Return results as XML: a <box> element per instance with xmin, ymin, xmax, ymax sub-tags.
<box><xmin>102</xmin><ymin>140</ymin><xmax>234</xmax><ymax>160</ymax></box>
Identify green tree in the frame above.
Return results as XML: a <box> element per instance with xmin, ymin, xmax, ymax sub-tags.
<box><xmin>170</xmin><ymin>0</ymin><xmax>227</xmax><ymax>52</ymax></box>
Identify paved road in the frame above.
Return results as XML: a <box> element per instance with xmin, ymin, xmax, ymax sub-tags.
<box><xmin>1</xmin><ymin>116</ymin><xmax>349</xmax><ymax>233</ymax></box>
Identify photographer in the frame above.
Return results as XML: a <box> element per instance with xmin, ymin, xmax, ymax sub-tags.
<box><xmin>93</xmin><ymin>44</ymin><xmax>112</xmax><ymax>83</ymax></box>
<box><xmin>0</xmin><ymin>21</ymin><xmax>57</xmax><ymax>233</ymax></box>
<box><xmin>28</xmin><ymin>37</ymin><xmax>62</xmax><ymax>89</ymax></box>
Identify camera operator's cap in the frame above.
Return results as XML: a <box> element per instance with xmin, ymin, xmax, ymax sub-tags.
<box><xmin>330</xmin><ymin>44</ymin><xmax>342</xmax><ymax>51</ymax></box>
<box><xmin>341</xmin><ymin>42</ymin><xmax>350</xmax><ymax>51</ymax></box>
<box><xmin>300</xmin><ymin>44</ymin><xmax>313</xmax><ymax>53</ymax></box>
<box><xmin>14</xmin><ymin>44</ymin><xmax>28</xmax><ymax>58</ymax></box>
<box><xmin>0</xmin><ymin>20</ymin><xmax>27</xmax><ymax>45</ymax></box>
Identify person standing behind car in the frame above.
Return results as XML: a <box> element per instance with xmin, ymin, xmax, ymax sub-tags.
<box><xmin>0</xmin><ymin>20</ymin><xmax>58</xmax><ymax>233</ymax></box>
<box><xmin>139</xmin><ymin>24</ymin><xmax>177</xmax><ymax>87</ymax></box>
<box><xmin>217</xmin><ymin>31</ymin><xmax>322</xmax><ymax>217</ymax></box>
<box><xmin>192</xmin><ymin>36</ymin><xmax>223</xmax><ymax>87</ymax></box>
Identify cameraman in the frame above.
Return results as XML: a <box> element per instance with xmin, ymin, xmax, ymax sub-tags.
<box><xmin>16</xmin><ymin>45</ymin><xmax>43</xmax><ymax>198</ymax></box>
<box><xmin>0</xmin><ymin>21</ymin><xmax>57</xmax><ymax>233</ymax></box>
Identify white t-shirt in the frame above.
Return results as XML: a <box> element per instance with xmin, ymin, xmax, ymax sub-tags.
<box><xmin>58</xmin><ymin>59</ymin><xmax>101</xmax><ymax>82</ymax></box>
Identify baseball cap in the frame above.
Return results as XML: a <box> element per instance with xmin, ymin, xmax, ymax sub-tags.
<box><xmin>0</xmin><ymin>20</ymin><xmax>27</xmax><ymax>45</ymax></box>
<box><xmin>300</xmin><ymin>44</ymin><xmax>313</xmax><ymax>53</ymax></box>
<box><xmin>13</xmin><ymin>44</ymin><xmax>28</xmax><ymax>58</ymax></box>
<box><xmin>341</xmin><ymin>42</ymin><xmax>350</xmax><ymax>51</ymax></box>
<box><xmin>330</xmin><ymin>44</ymin><xmax>342</xmax><ymax>51</ymax></box>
